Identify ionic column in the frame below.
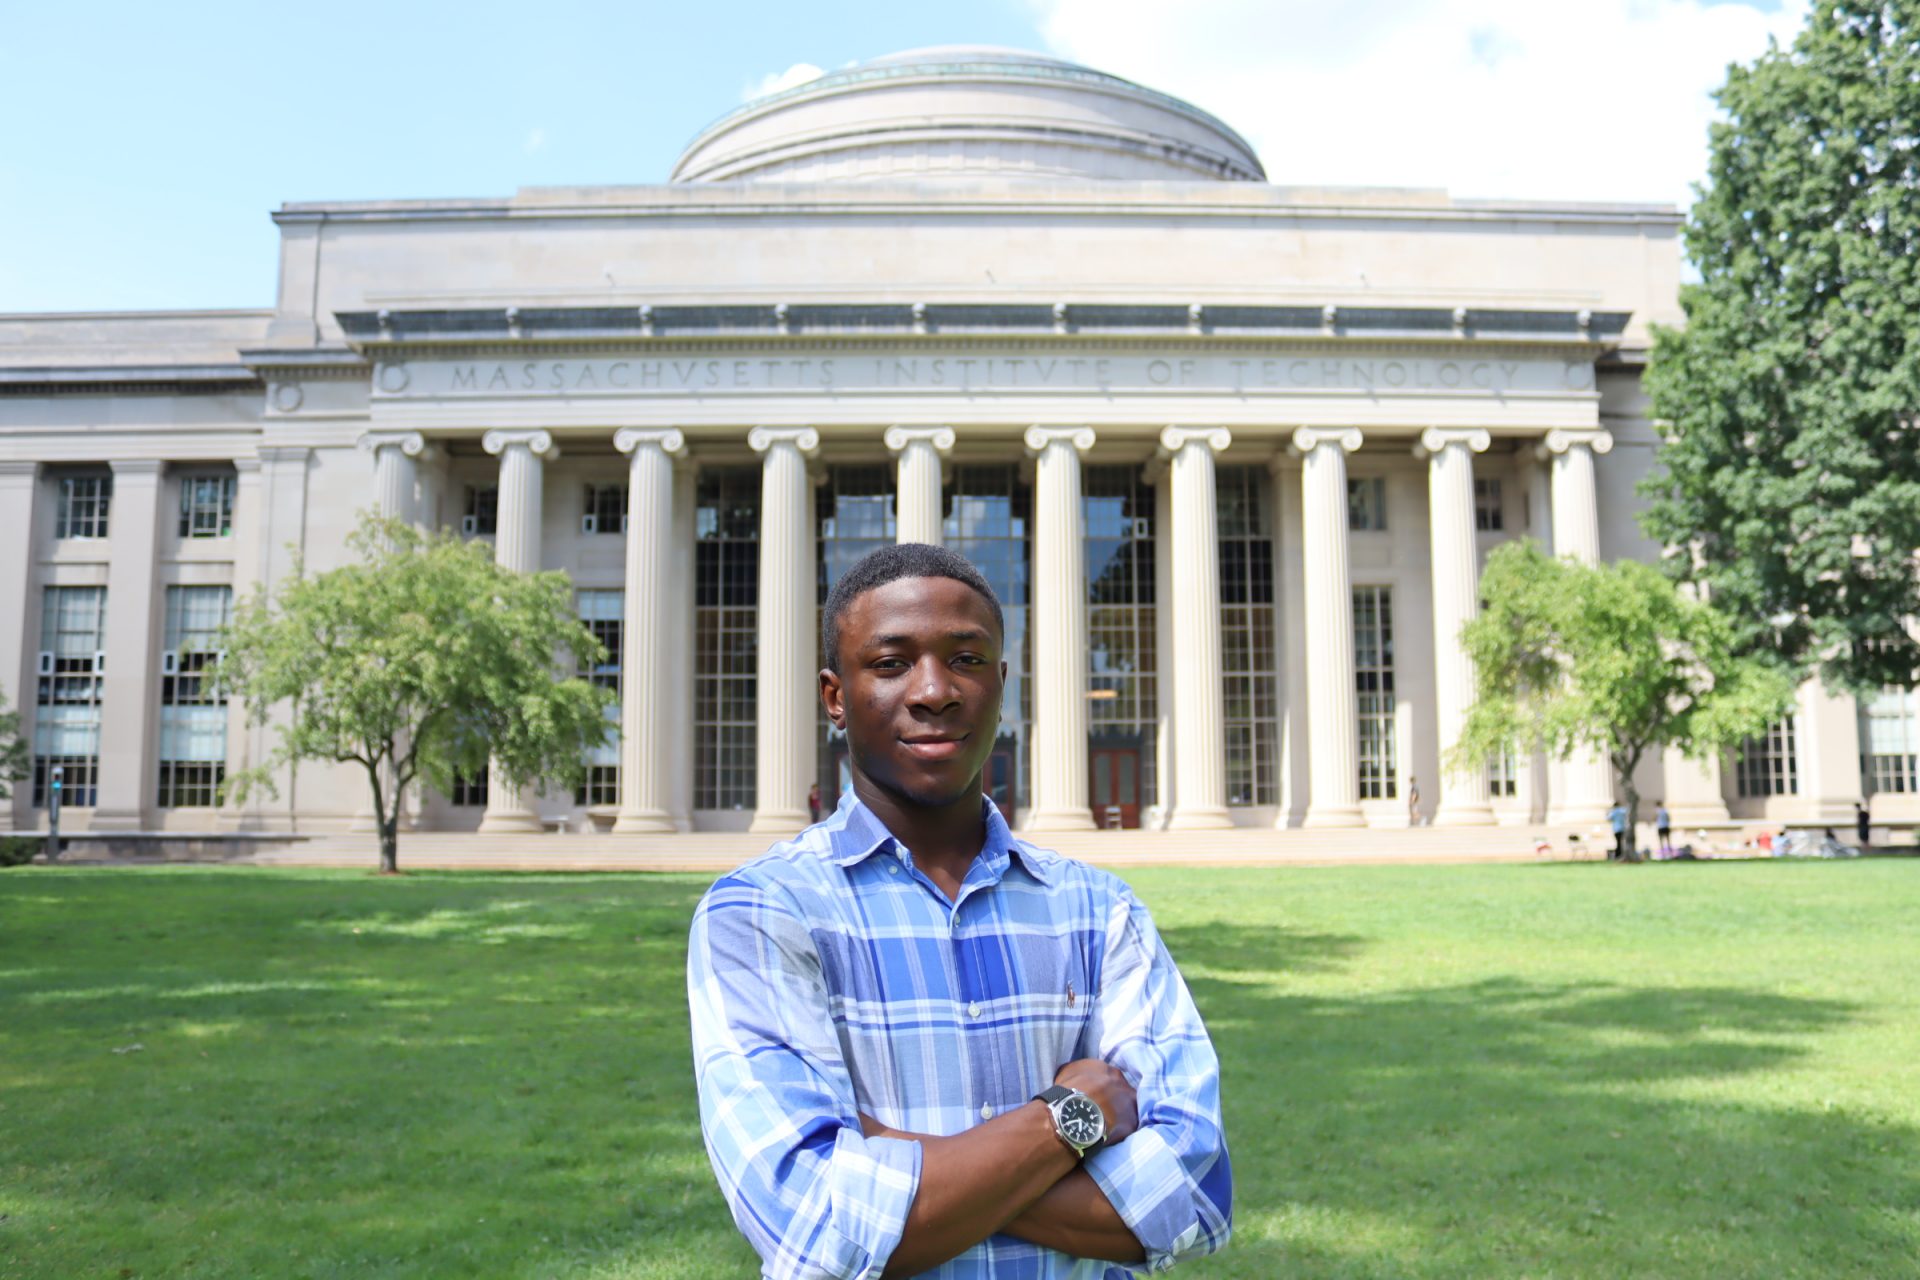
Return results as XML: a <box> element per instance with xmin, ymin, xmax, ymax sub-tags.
<box><xmin>91</xmin><ymin>459</ymin><xmax>167</xmax><ymax>831</ymax></box>
<box><xmin>748</xmin><ymin>427</ymin><xmax>819</xmax><ymax>834</ymax></box>
<box><xmin>885</xmin><ymin>426</ymin><xmax>953</xmax><ymax>546</ymax></box>
<box><xmin>478</xmin><ymin>429</ymin><xmax>558</xmax><ymax>833</ymax></box>
<box><xmin>357</xmin><ymin>431</ymin><xmax>428</xmax><ymax>528</ymax></box>
<box><xmin>670</xmin><ymin>461</ymin><xmax>697</xmax><ymax>831</ymax></box>
<box><xmin>1541</xmin><ymin>428</ymin><xmax>1616</xmax><ymax>825</ymax></box>
<box><xmin>1162</xmin><ymin>426</ymin><xmax>1234</xmax><ymax>829</ymax></box>
<box><xmin>1023</xmin><ymin>427</ymin><xmax>1097</xmax><ymax>832</ymax></box>
<box><xmin>1150</xmin><ymin>468</ymin><xmax>1175</xmax><ymax>828</ymax></box>
<box><xmin>0</xmin><ymin>463</ymin><xmax>39</xmax><ymax>830</ymax></box>
<box><xmin>612</xmin><ymin>428</ymin><xmax>685</xmax><ymax>833</ymax></box>
<box><xmin>1420</xmin><ymin>428</ymin><xmax>1496</xmax><ymax>826</ymax></box>
<box><xmin>1293</xmin><ymin>428</ymin><xmax>1366</xmax><ymax>828</ymax></box>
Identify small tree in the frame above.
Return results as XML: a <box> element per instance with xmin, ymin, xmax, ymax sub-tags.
<box><xmin>222</xmin><ymin>515</ymin><xmax>613</xmax><ymax>873</ymax></box>
<box><xmin>0</xmin><ymin>691</ymin><xmax>28</xmax><ymax>800</ymax></box>
<box><xmin>1450</xmin><ymin>541</ymin><xmax>1797</xmax><ymax>853</ymax></box>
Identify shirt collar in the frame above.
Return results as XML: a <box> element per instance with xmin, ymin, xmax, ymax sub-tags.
<box><xmin>821</xmin><ymin>792</ymin><xmax>1052</xmax><ymax>886</ymax></box>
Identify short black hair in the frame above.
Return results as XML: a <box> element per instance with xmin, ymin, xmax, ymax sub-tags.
<box><xmin>822</xmin><ymin>543</ymin><xmax>1004</xmax><ymax>674</ymax></box>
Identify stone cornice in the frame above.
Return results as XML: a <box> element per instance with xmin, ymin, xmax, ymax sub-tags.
<box><xmin>0</xmin><ymin>365</ymin><xmax>260</xmax><ymax>396</ymax></box>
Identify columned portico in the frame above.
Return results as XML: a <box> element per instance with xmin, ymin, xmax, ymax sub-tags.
<box><xmin>1421</xmin><ymin>427</ymin><xmax>1497</xmax><ymax>826</ymax></box>
<box><xmin>358</xmin><ymin>431</ymin><xmax>429</xmax><ymax>528</ymax></box>
<box><xmin>885</xmin><ymin>426</ymin><xmax>953</xmax><ymax>545</ymax></box>
<box><xmin>478</xmin><ymin>428</ymin><xmax>558</xmax><ymax>833</ymax></box>
<box><xmin>612</xmin><ymin>428</ymin><xmax>686</xmax><ymax>833</ymax></box>
<box><xmin>1294</xmin><ymin>427</ymin><xmax>1366</xmax><ymax>828</ymax></box>
<box><xmin>1162</xmin><ymin>426</ymin><xmax>1233</xmax><ymax>829</ymax></box>
<box><xmin>1542</xmin><ymin>427</ymin><xmax>1616</xmax><ymax>826</ymax></box>
<box><xmin>748</xmin><ymin>426</ymin><xmax>819</xmax><ymax>834</ymax></box>
<box><xmin>1024</xmin><ymin>426</ymin><xmax>1097</xmax><ymax>832</ymax></box>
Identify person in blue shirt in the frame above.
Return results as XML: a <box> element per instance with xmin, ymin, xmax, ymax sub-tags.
<box><xmin>1607</xmin><ymin>802</ymin><xmax>1629</xmax><ymax>861</ymax></box>
<box><xmin>688</xmin><ymin>543</ymin><xmax>1232</xmax><ymax>1278</ymax></box>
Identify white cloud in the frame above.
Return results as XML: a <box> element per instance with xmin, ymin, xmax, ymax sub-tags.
<box><xmin>744</xmin><ymin>62</ymin><xmax>825</xmax><ymax>102</ymax></box>
<box><xmin>1025</xmin><ymin>0</ymin><xmax>1808</xmax><ymax>208</ymax></box>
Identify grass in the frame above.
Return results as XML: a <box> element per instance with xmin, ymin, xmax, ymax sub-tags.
<box><xmin>1</xmin><ymin>861</ymin><xmax>1916</xmax><ymax>1279</ymax></box>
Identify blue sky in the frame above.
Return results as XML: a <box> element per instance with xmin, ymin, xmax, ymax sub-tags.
<box><xmin>0</xmin><ymin>0</ymin><xmax>1804</xmax><ymax>314</ymax></box>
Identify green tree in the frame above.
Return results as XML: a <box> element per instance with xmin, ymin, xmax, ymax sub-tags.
<box><xmin>222</xmin><ymin>515</ymin><xmax>612</xmax><ymax>873</ymax></box>
<box><xmin>1643</xmin><ymin>1</ymin><xmax>1920</xmax><ymax>691</ymax></box>
<box><xmin>0</xmin><ymin>690</ymin><xmax>28</xmax><ymax>800</ymax></box>
<box><xmin>1450</xmin><ymin>542</ymin><xmax>1796</xmax><ymax>853</ymax></box>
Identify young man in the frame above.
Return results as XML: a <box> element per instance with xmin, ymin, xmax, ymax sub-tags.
<box><xmin>688</xmin><ymin>543</ymin><xmax>1232</xmax><ymax>1278</ymax></box>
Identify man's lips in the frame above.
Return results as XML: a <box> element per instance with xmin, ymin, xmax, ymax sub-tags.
<box><xmin>899</xmin><ymin>733</ymin><xmax>969</xmax><ymax>760</ymax></box>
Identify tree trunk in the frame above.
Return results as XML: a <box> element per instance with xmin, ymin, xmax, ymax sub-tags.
<box><xmin>379</xmin><ymin>816</ymin><xmax>399</xmax><ymax>875</ymax></box>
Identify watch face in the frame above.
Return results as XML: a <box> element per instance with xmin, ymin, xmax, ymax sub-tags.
<box><xmin>1058</xmin><ymin>1094</ymin><xmax>1105</xmax><ymax>1149</ymax></box>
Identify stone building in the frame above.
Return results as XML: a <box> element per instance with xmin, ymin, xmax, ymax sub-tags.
<box><xmin>2</xmin><ymin>46</ymin><xmax>1911</xmax><ymax>841</ymax></box>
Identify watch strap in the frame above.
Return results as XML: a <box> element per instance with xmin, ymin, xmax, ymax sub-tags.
<box><xmin>1033</xmin><ymin>1084</ymin><xmax>1075</xmax><ymax>1106</ymax></box>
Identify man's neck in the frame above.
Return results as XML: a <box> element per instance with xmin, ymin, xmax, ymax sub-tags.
<box><xmin>853</xmin><ymin>777</ymin><xmax>989</xmax><ymax>885</ymax></box>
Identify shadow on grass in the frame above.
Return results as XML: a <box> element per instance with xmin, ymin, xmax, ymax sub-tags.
<box><xmin>1158</xmin><ymin>922</ymin><xmax>1914</xmax><ymax>1278</ymax></box>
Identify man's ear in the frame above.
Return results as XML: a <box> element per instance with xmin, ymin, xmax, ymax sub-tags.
<box><xmin>820</xmin><ymin>667</ymin><xmax>846</xmax><ymax>730</ymax></box>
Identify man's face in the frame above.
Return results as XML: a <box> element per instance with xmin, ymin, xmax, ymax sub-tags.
<box><xmin>821</xmin><ymin>576</ymin><xmax>1005</xmax><ymax>810</ymax></box>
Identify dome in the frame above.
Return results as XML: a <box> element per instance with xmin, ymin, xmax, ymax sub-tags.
<box><xmin>671</xmin><ymin>46</ymin><xmax>1265</xmax><ymax>184</ymax></box>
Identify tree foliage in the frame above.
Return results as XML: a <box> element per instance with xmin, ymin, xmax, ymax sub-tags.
<box><xmin>0</xmin><ymin>690</ymin><xmax>28</xmax><ymax>801</ymax></box>
<box><xmin>1451</xmin><ymin>542</ymin><xmax>1797</xmax><ymax>837</ymax></box>
<box><xmin>221</xmin><ymin>515</ymin><xmax>613</xmax><ymax>872</ymax></box>
<box><xmin>1643</xmin><ymin>1</ymin><xmax>1920</xmax><ymax>692</ymax></box>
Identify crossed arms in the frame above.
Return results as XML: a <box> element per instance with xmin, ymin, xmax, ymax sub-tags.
<box><xmin>688</xmin><ymin>870</ymin><xmax>1232</xmax><ymax>1278</ymax></box>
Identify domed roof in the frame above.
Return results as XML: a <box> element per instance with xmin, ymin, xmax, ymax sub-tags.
<box><xmin>671</xmin><ymin>46</ymin><xmax>1265</xmax><ymax>185</ymax></box>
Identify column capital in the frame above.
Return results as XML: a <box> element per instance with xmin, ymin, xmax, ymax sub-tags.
<box><xmin>1024</xmin><ymin>426</ymin><xmax>1096</xmax><ymax>455</ymax></box>
<box><xmin>1538</xmin><ymin>427</ymin><xmax>1614</xmax><ymax>458</ymax></box>
<box><xmin>1290</xmin><ymin>427</ymin><xmax>1363</xmax><ymax>456</ymax></box>
<box><xmin>1417</xmin><ymin>427</ymin><xmax>1491</xmax><ymax>456</ymax></box>
<box><xmin>358</xmin><ymin>430</ymin><xmax>428</xmax><ymax>458</ymax></box>
<box><xmin>748</xmin><ymin>426</ymin><xmax>820</xmax><ymax>455</ymax></box>
<box><xmin>482</xmin><ymin>429</ymin><xmax>559</xmax><ymax>461</ymax></box>
<box><xmin>883</xmin><ymin>425</ymin><xmax>955</xmax><ymax>454</ymax></box>
<box><xmin>1159</xmin><ymin>426</ymin><xmax>1232</xmax><ymax>455</ymax></box>
<box><xmin>614</xmin><ymin>427</ymin><xmax>686</xmax><ymax>457</ymax></box>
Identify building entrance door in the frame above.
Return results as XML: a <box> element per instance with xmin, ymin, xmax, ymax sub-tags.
<box><xmin>1088</xmin><ymin>747</ymin><xmax>1141</xmax><ymax>829</ymax></box>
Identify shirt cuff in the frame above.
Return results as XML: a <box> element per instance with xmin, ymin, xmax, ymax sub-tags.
<box><xmin>825</xmin><ymin>1129</ymin><xmax>922</xmax><ymax>1277</ymax></box>
<box><xmin>1083</xmin><ymin>1125</ymin><xmax>1201</xmax><ymax>1273</ymax></box>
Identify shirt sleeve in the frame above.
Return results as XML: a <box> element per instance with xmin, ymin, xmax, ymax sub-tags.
<box><xmin>688</xmin><ymin>871</ymin><xmax>922</xmax><ymax>1279</ymax></box>
<box><xmin>1080</xmin><ymin>886</ymin><xmax>1233</xmax><ymax>1273</ymax></box>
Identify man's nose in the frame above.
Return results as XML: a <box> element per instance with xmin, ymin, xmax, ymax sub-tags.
<box><xmin>909</xmin><ymin>656</ymin><xmax>960</xmax><ymax>708</ymax></box>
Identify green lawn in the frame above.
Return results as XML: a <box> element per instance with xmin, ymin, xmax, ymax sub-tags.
<box><xmin>2</xmin><ymin>861</ymin><xmax>1916</xmax><ymax>1279</ymax></box>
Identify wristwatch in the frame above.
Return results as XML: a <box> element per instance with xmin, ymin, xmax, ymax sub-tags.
<box><xmin>1034</xmin><ymin>1084</ymin><xmax>1108</xmax><ymax>1157</ymax></box>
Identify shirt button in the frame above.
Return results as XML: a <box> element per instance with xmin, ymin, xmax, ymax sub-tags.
<box><xmin>887</xmin><ymin>864</ymin><xmax>899</xmax><ymax>875</ymax></box>
<box><xmin>968</xmin><ymin>1001</ymin><xmax>981</xmax><ymax>1018</ymax></box>
<box><xmin>980</xmin><ymin>1103</ymin><xmax>994</xmax><ymax>1120</ymax></box>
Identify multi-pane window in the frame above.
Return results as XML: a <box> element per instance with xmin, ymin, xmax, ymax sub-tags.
<box><xmin>575</xmin><ymin>589</ymin><xmax>622</xmax><ymax>806</ymax></box>
<box><xmin>158</xmin><ymin>585</ymin><xmax>231</xmax><ymax>807</ymax></box>
<box><xmin>945</xmin><ymin>465</ymin><xmax>1032</xmax><ymax>817</ymax></box>
<box><xmin>1347</xmin><ymin>476</ymin><xmax>1388</xmax><ymax>532</ymax></box>
<box><xmin>178</xmin><ymin>473</ymin><xmax>236</xmax><ymax>538</ymax></box>
<box><xmin>582</xmin><ymin>485</ymin><xmax>626</xmax><ymax>535</ymax></box>
<box><xmin>55</xmin><ymin>473</ymin><xmax>112</xmax><ymax>539</ymax></box>
<box><xmin>464</xmin><ymin>486</ymin><xmax>498</xmax><ymax>537</ymax></box>
<box><xmin>695</xmin><ymin>469</ymin><xmax>759</xmax><ymax>810</ymax></box>
<box><xmin>1084</xmin><ymin>466</ymin><xmax>1157</xmax><ymax>815</ymax></box>
<box><xmin>1861</xmin><ymin>688</ymin><xmax>1919</xmax><ymax>794</ymax></box>
<box><xmin>1488</xmin><ymin>746</ymin><xmax>1519</xmax><ymax>797</ymax></box>
<box><xmin>1474</xmin><ymin>477</ymin><xmax>1504</xmax><ymax>532</ymax></box>
<box><xmin>1735</xmin><ymin>718</ymin><xmax>1799</xmax><ymax>797</ymax></box>
<box><xmin>34</xmin><ymin>586</ymin><xmax>106</xmax><ymax>807</ymax></box>
<box><xmin>451</xmin><ymin>771</ymin><xmax>489</xmax><ymax>807</ymax></box>
<box><xmin>1218</xmin><ymin>465</ymin><xmax>1277</xmax><ymax>806</ymax></box>
<box><xmin>1354</xmin><ymin>585</ymin><xmax>1397</xmax><ymax>800</ymax></box>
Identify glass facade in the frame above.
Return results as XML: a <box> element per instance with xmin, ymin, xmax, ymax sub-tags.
<box><xmin>1084</xmin><ymin>466</ymin><xmax>1155</xmax><ymax>823</ymax></box>
<box><xmin>945</xmin><ymin>464</ymin><xmax>1032</xmax><ymax>818</ymax></box>
<box><xmin>1354</xmin><ymin>585</ymin><xmax>1397</xmax><ymax>800</ymax></box>
<box><xmin>178</xmin><ymin>472</ymin><xmax>235</xmax><ymax>538</ymax></box>
<box><xmin>1474</xmin><ymin>477</ymin><xmax>1504</xmax><ymax>531</ymax></box>
<box><xmin>464</xmin><ymin>485</ymin><xmax>498</xmax><ymax>536</ymax></box>
<box><xmin>694</xmin><ymin>468</ymin><xmax>759</xmax><ymax>810</ymax></box>
<box><xmin>157</xmin><ymin>585</ymin><xmax>231</xmax><ymax>808</ymax></box>
<box><xmin>1735</xmin><ymin>718</ymin><xmax>1799</xmax><ymax>797</ymax></box>
<box><xmin>815</xmin><ymin>465</ymin><xmax>896</xmax><ymax>803</ymax></box>
<box><xmin>1861</xmin><ymin>688</ymin><xmax>1919</xmax><ymax>794</ymax></box>
<box><xmin>575</xmin><ymin>588</ymin><xmax>622</xmax><ymax>806</ymax></box>
<box><xmin>34</xmin><ymin>585</ymin><xmax>106</xmax><ymax>807</ymax></box>
<box><xmin>1217</xmin><ymin>465</ymin><xmax>1277</xmax><ymax>806</ymax></box>
<box><xmin>55</xmin><ymin>472</ymin><xmax>112</xmax><ymax>539</ymax></box>
<box><xmin>583</xmin><ymin>485</ymin><xmax>626</xmax><ymax>536</ymax></box>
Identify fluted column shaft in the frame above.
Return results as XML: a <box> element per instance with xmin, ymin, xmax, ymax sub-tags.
<box><xmin>749</xmin><ymin>427</ymin><xmax>820</xmax><ymax>833</ymax></box>
<box><xmin>613</xmin><ymin>429</ymin><xmax>685</xmax><ymax>833</ymax></box>
<box><xmin>1422</xmin><ymin>428</ymin><xmax>1496</xmax><ymax>826</ymax></box>
<box><xmin>1024</xmin><ymin>427</ymin><xmax>1097</xmax><ymax>831</ymax></box>
<box><xmin>478</xmin><ymin>429</ymin><xmax>557</xmax><ymax>833</ymax></box>
<box><xmin>1543</xmin><ymin>428</ymin><xmax>1615</xmax><ymax>825</ymax></box>
<box><xmin>670</xmin><ymin>462</ymin><xmax>697</xmax><ymax>831</ymax></box>
<box><xmin>1163</xmin><ymin>427</ymin><xmax>1234</xmax><ymax>829</ymax></box>
<box><xmin>886</xmin><ymin>426</ymin><xmax>953</xmax><ymax>546</ymax></box>
<box><xmin>1295</xmin><ymin>428</ymin><xmax>1366</xmax><ymax>828</ymax></box>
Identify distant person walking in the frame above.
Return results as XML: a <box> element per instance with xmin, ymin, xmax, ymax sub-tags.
<box><xmin>1607</xmin><ymin>803</ymin><xmax>1629</xmax><ymax>861</ymax></box>
<box><xmin>1655</xmin><ymin>802</ymin><xmax>1672</xmax><ymax>859</ymax></box>
<box><xmin>1855</xmin><ymin>799</ymin><xmax>1871</xmax><ymax>848</ymax></box>
<box><xmin>1407</xmin><ymin>778</ymin><xmax>1421</xmax><ymax>827</ymax></box>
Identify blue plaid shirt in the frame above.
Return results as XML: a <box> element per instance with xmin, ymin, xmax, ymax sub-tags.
<box><xmin>688</xmin><ymin>795</ymin><xmax>1232</xmax><ymax>1278</ymax></box>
